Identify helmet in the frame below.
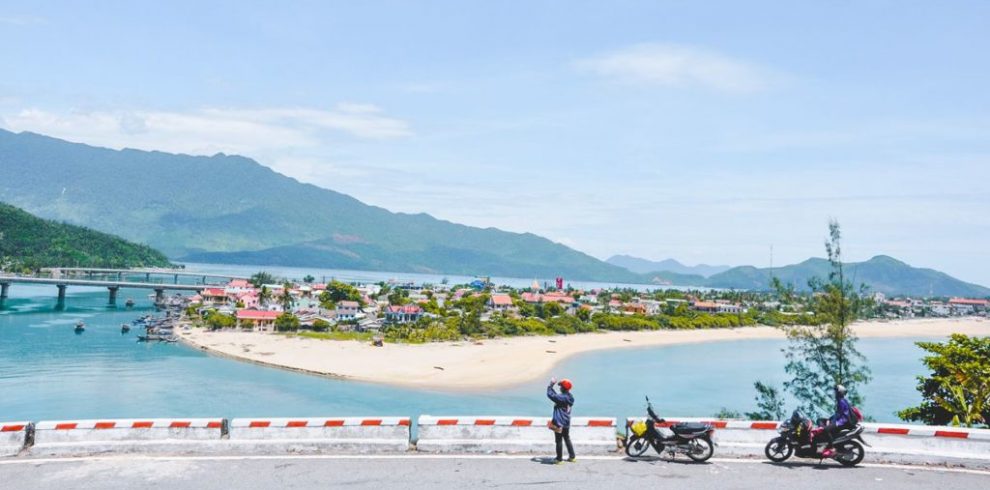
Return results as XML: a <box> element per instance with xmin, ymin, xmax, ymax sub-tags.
<box><xmin>558</xmin><ymin>379</ymin><xmax>573</xmax><ymax>391</ymax></box>
<box><xmin>835</xmin><ymin>384</ymin><xmax>847</xmax><ymax>398</ymax></box>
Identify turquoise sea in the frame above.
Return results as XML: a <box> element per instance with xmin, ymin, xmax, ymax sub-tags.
<box><xmin>0</xmin><ymin>271</ymin><xmax>936</xmax><ymax>424</ymax></box>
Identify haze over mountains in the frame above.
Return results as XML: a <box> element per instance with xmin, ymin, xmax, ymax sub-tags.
<box><xmin>606</xmin><ymin>255</ymin><xmax>731</xmax><ymax>277</ymax></box>
<box><xmin>1</xmin><ymin>129</ymin><xmax>987</xmax><ymax>297</ymax></box>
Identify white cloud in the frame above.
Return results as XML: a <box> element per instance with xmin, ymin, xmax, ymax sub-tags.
<box><xmin>0</xmin><ymin>104</ymin><xmax>412</xmax><ymax>157</ymax></box>
<box><xmin>575</xmin><ymin>43</ymin><xmax>775</xmax><ymax>93</ymax></box>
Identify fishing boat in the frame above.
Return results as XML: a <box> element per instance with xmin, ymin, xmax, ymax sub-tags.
<box><xmin>74</xmin><ymin>321</ymin><xmax>85</xmax><ymax>333</ymax></box>
<box><xmin>121</xmin><ymin>323</ymin><xmax>131</xmax><ymax>333</ymax></box>
<box><xmin>125</xmin><ymin>298</ymin><xmax>135</xmax><ymax>308</ymax></box>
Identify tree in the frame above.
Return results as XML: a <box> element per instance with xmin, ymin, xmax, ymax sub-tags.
<box><xmin>320</xmin><ymin>280</ymin><xmax>364</xmax><ymax>308</ymax></box>
<box><xmin>780</xmin><ymin>220</ymin><xmax>871</xmax><ymax>417</ymax></box>
<box><xmin>250</xmin><ymin>271</ymin><xmax>275</xmax><ymax>288</ymax></box>
<box><xmin>259</xmin><ymin>286</ymin><xmax>272</xmax><ymax>307</ymax></box>
<box><xmin>205</xmin><ymin>311</ymin><xmax>235</xmax><ymax>330</ymax></box>
<box><xmin>239</xmin><ymin>319</ymin><xmax>255</xmax><ymax>331</ymax></box>
<box><xmin>745</xmin><ymin>381</ymin><xmax>786</xmax><ymax>420</ymax></box>
<box><xmin>275</xmin><ymin>312</ymin><xmax>300</xmax><ymax>332</ymax></box>
<box><xmin>278</xmin><ymin>282</ymin><xmax>295</xmax><ymax>311</ymax></box>
<box><xmin>311</xmin><ymin>318</ymin><xmax>331</xmax><ymax>332</ymax></box>
<box><xmin>898</xmin><ymin>334</ymin><xmax>990</xmax><ymax>427</ymax></box>
<box><xmin>303</xmin><ymin>274</ymin><xmax>315</xmax><ymax>284</ymax></box>
<box><xmin>541</xmin><ymin>301</ymin><xmax>564</xmax><ymax>318</ymax></box>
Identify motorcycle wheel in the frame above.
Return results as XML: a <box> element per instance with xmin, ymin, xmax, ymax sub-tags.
<box><xmin>764</xmin><ymin>437</ymin><xmax>793</xmax><ymax>462</ymax></box>
<box><xmin>625</xmin><ymin>436</ymin><xmax>651</xmax><ymax>457</ymax></box>
<box><xmin>686</xmin><ymin>436</ymin><xmax>714</xmax><ymax>462</ymax></box>
<box><xmin>836</xmin><ymin>440</ymin><xmax>865</xmax><ymax>467</ymax></box>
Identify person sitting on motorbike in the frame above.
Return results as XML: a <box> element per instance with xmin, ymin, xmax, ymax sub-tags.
<box><xmin>821</xmin><ymin>384</ymin><xmax>853</xmax><ymax>458</ymax></box>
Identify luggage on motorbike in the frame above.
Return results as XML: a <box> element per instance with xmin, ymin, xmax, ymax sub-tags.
<box><xmin>630</xmin><ymin>420</ymin><xmax>648</xmax><ymax>437</ymax></box>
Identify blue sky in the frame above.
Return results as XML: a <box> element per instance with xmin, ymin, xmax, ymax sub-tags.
<box><xmin>2</xmin><ymin>1</ymin><xmax>989</xmax><ymax>286</ymax></box>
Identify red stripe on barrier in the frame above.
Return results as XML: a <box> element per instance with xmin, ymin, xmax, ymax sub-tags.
<box><xmin>437</xmin><ymin>419</ymin><xmax>459</xmax><ymax>426</ymax></box>
<box><xmin>398</xmin><ymin>419</ymin><xmax>410</xmax><ymax>426</ymax></box>
<box><xmin>935</xmin><ymin>430</ymin><xmax>969</xmax><ymax>439</ymax></box>
<box><xmin>588</xmin><ymin>420</ymin><xmax>613</xmax><ymax>427</ymax></box>
<box><xmin>361</xmin><ymin>419</ymin><xmax>382</xmax><ymax>426</ymax></box>
<box><xmin>94</xmin><ymin>422</ymin><xmax>116</xmax><ymax>429</ymax></box>
<box><xmin>207</xmin><ymin>421</ymin><xmax>222</xmax><ymax>429</ymax></box>
<box><xmin>708</xmin><ymin>421</ymin><xmax>728</xmax><ymax>429</ymax></box>
<box><xmin>324</xmin><ymin>420</ymin><xmax>344</xmax><ymax>427</ymax></box>
<box><xmin>131</xmin><ymin>421</ymin><xmax>154</xmax><ymax>429</ymax></box>
<box><xmin>169</xmin><ymin>421</ymin><xmax>191</xmax><ymax>428</ymax></box>
<box><xmin>286</xmin><ymin>421</ymin><xmax>308</xmax><ymax>428</ymax></box>
<box><xmin>55</xmin><ymin>423</ymin><xmax>77</xmax><ymax>430</ymax></box>
<box><xmin>249</xmin><ymin>421</ymin><xmax>271</xmax><ymax>428</ymax></box>
<box><xmin>511</xmin><ymin>420</ymin><xmax>533</xmax><ymax>427</ymax></box>
<box><xmin>1</xmin><ymin>425</ymin><xmax>25</xmax><ymax>432</ymax></box>
<box><xmin>474</xmin><ymin>419</ymin><xmax>496</xmax><ymax>426</ymax></box>
<box><xmin>877</xmin><ymin>427</ymin><xmax>910</xmax><ymax>435</ymax></box>
<box><xmin>751</xmin><ymin>422</ymin><xmax>778</xmax><ymax>430</ymax></box>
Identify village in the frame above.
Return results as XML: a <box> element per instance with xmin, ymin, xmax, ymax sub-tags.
<box><xmin>183</xmin><ymin>274</ymin><xmax>990</xmax><ymax>337</ymax></box>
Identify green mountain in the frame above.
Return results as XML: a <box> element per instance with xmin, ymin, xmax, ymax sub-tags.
<box><xmin>607</xmin><ymin>254</ymin><xmax>730</xmax><ymax>277</ymax></box>
<box><xmin>0</xmin><ymin>202</ymin><xmax>172</xmax><ymax>270</ymax></box>
<box><xmin>0</xmin><ymin>129</ymin><xmax>638</xmax><ymax>281</ymax></box>
<box><xmin>704</xmin><ymin>255</ymin><xmax>990</xmax><ymax>297</ymax></box>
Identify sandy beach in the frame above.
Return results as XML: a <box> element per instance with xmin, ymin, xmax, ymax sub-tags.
<box><xmin>176</xmin><ymin>317</ymin><xmax>990</xmax><ymax>391</ymax></box>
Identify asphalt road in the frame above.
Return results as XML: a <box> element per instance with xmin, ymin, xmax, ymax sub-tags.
<box><xmin>2</xmin><ymin>455</ymin><xmax>988</xmax><ymax>489</ymax></box>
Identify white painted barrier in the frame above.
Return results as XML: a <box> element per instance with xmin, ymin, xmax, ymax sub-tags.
<box><xmin>227</xmin><ymin>417</ymin><xmax>411</xmax><ymax>453</ymax></box>
<box><xmin>30</xmin><ymin>418</ymin><xmax>225</xmax><ymax>456</ymax></box>
<box><xmin>417</xmin><ymin>416</ymin><xmax>618</xmax><ymax>454</ymax></box>
<box><xmin>625</xmin><ymin>417</ymin><xmax>990</xmax><ymax>467</ymax></box>
<box><xmin>1</xmin><ymin>422</ymin><xmax>29</xmax><ymax>457</ymax></box>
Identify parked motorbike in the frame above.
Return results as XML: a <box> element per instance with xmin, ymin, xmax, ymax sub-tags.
<box><xmin>625</xmin><ymin>396</ymin><xmax>716</xmax><ymax>462</ymax></box>
<box><xmin>764</xmin><ymin>410</ymin><xmax>867</xmax><ymax>467</ymax></box>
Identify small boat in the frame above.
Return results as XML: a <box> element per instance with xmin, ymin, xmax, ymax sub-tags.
<box><xmin>125</xmin><ymin>298</ymin><xmax>135</xmax><ymax>308</ymax></box>
<box><xmin>74</xmin><ymin>321</ymin><xmax>85</xmax><ymax>333</ymax></box>
<box><xmin>121</xmin><ymin>323</ymin><xmax>131</xmax><ymax>333</ymax></box>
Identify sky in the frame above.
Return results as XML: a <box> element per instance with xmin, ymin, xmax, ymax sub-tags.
<box><xmin>1</xmin><ymin>1</ymin><xmax>989</xmax><ymax>285</ymax></box>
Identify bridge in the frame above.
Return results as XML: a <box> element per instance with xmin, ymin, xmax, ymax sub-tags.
<box><xmin>0</xmin><ymin>273</ymin><xmax>219</xmax><ymax>309</ymax></box>
<box><xmin>39</xmin><ymin>267</ymin><xmax>248</xmax><ymax>283</ymax></box>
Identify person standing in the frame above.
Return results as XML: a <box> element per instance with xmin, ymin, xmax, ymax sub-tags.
<box><xmin>547</xmin><ymin>377</ymin><xmax>575</xmax><ymax>463</ymax></box>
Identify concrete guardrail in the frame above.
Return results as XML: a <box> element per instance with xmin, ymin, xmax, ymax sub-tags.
<box><xmin>625</xmin><ymin>417</ymin><xmax>990</xmax><ymax>467</ymax></box>
<box><xmin>30</xmin><ymin>418</ymin><xmax>224</xmax><ymax>457</ymax></box>
<box><xmin>227</xmin><ymin>417</ymin><xmax>411</xmax><ymax>453</ymax></box>
<box><xmin>1</xmin><ymin>422</ymin><xmax>30</xmax><ymax>457</ymax></box>
<box><xmin>417</xmin><ymin>416</ymin><xmax>618</xmax><ymax>454</ymax></box>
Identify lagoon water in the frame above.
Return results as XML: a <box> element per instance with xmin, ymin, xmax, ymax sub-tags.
<box><xmin>1</xmin><ymin>282</ymin><xmax>933</xmax><ymax>423</ymax></box>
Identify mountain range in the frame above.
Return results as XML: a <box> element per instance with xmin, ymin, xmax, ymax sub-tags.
<box><xmin>606</xmin><ymin>255</ymin><xmax>731</xmax><ymax>277</ymax></box>
<box><xmin>1</xmin><ymin>129</ymin><xmax>987</xmax><ymax>297</ymax></box>
<box><xmin>0</xmin><ymin>129</ymin><xmax>638</xmax><ymax>281</ymax></box>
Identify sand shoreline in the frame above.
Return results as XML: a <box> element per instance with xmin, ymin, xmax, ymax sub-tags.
<box><xmin>176</xmin><ymin>317</ymin><xmax>990</xmax><ymax>391</ymax></box>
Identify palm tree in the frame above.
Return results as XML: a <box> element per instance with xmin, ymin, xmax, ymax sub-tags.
<box><xmin>279</xmin><ymin>282</ymin><xmax>295</xmax><ymax>312</ymax></box>
<box><xmin>259</xmin><ymin>286</ymin><xmax>272</xmax><ymax>307</ymax></box>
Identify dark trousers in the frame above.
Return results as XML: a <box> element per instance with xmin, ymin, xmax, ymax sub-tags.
<box><xmin>555</xmin><ymin>427</ymin><xmax>575</xmax><ymax>461</ymax></box>
<box><xmin>823</xmin><ymin>420</ymin><xmax>848</xmax><ymax>447</ymax></box>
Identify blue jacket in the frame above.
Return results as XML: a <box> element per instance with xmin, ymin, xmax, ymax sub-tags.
<box><xmin>832</xmin><ymin>398</ymin><xmax>853</xmax><ymax>427</ymax></box>
<box><xmin>547</xmin><ymin>384</ymin><xmax>574</xmax><ymax>428</ymax></box>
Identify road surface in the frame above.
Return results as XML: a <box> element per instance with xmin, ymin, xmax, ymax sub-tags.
<box><xmin>1</xmin><ymin>455</ymin><xmax>987</xmax><ymax>489</ymax></box>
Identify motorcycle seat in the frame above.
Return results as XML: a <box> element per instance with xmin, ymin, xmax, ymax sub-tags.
<box><xmin>670</xmin><ymin>422</ymin><xmax>709</xmax><ymax>434</ymax></box>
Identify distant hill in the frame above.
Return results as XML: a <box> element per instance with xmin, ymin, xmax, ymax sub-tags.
<box><xmin>0</xmin><ymin>129</ymin><xmax>639</xmax><ymax>282</ymax></box>
<box><xmin>0</xmin><ymin>202</ymin><xmax>172</xmax><ymax>270</ymax></box>
<box><xmin>607</xmin><ymin>254</ymin><xmax>731</xmax><ymax>277</ymax></box>
<box><xmin>705</xmin><ymin>255</ymin><xmax>990</xmax><ymax>297</ymax></box>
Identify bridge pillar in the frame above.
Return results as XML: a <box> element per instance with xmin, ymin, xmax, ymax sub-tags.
<box><xmin>108</xmin><ymin>286</ymin><xmax>119</xmax><ymax>306</ymax></box>
<box><xmin>0</xmin><ymin>282</ymin><xmax>9</xmax><ymax>309</ymax></box>
<box><xmin>201</xmin><ymin>276</ymin><xmax>206</xmax><ymax>285</ymax></box>
<box><xmin>146</xmin><ymin>273</ymin><xmax>151</xmax><ymax>281</ymax></box>
<box><xmin>117</xmin><ymin>272</ymin><xmax>123</xmax><ymax>281</ymax></box>
<box><xmin>56</xmin><ymin>284</ymin><xmax>67</xmax><ymax>310</ymax></box>
<box><xmin>174</xmin><ymin>274</ymin><xmax>179</xmax><ymax>284</ymax></box>
<box><xmin>154</xmin><ymin>288</ymin><xmax>165</xmax><ymax>306</ymax></box>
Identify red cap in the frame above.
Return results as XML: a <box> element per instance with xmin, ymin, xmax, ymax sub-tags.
<box><xmin>559</xmin><ymin>379</ymin><xmax>573</xmax><ymax>391</ymax></box>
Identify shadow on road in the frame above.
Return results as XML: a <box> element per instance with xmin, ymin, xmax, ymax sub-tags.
<box><xmin>622</xmin><ymin>456</ymin><xmax>711</xmax><ymax>465</ymax></box>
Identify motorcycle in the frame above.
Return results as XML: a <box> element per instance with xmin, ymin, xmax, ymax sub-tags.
<box><xmin>764</xmin><ymin>410</ymin><xmax>868</xmax><ymax>467</ymax></box>
<box><xmin>625</xmin><ymin>396</ymin><xmax>716</xmax><ymax>462</ymax></box>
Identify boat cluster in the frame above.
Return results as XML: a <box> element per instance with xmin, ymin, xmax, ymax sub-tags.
<box><xmin>122</xmin><ymin>313</ymin><xmax>179</xmax><ymax>343</ymax></box>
